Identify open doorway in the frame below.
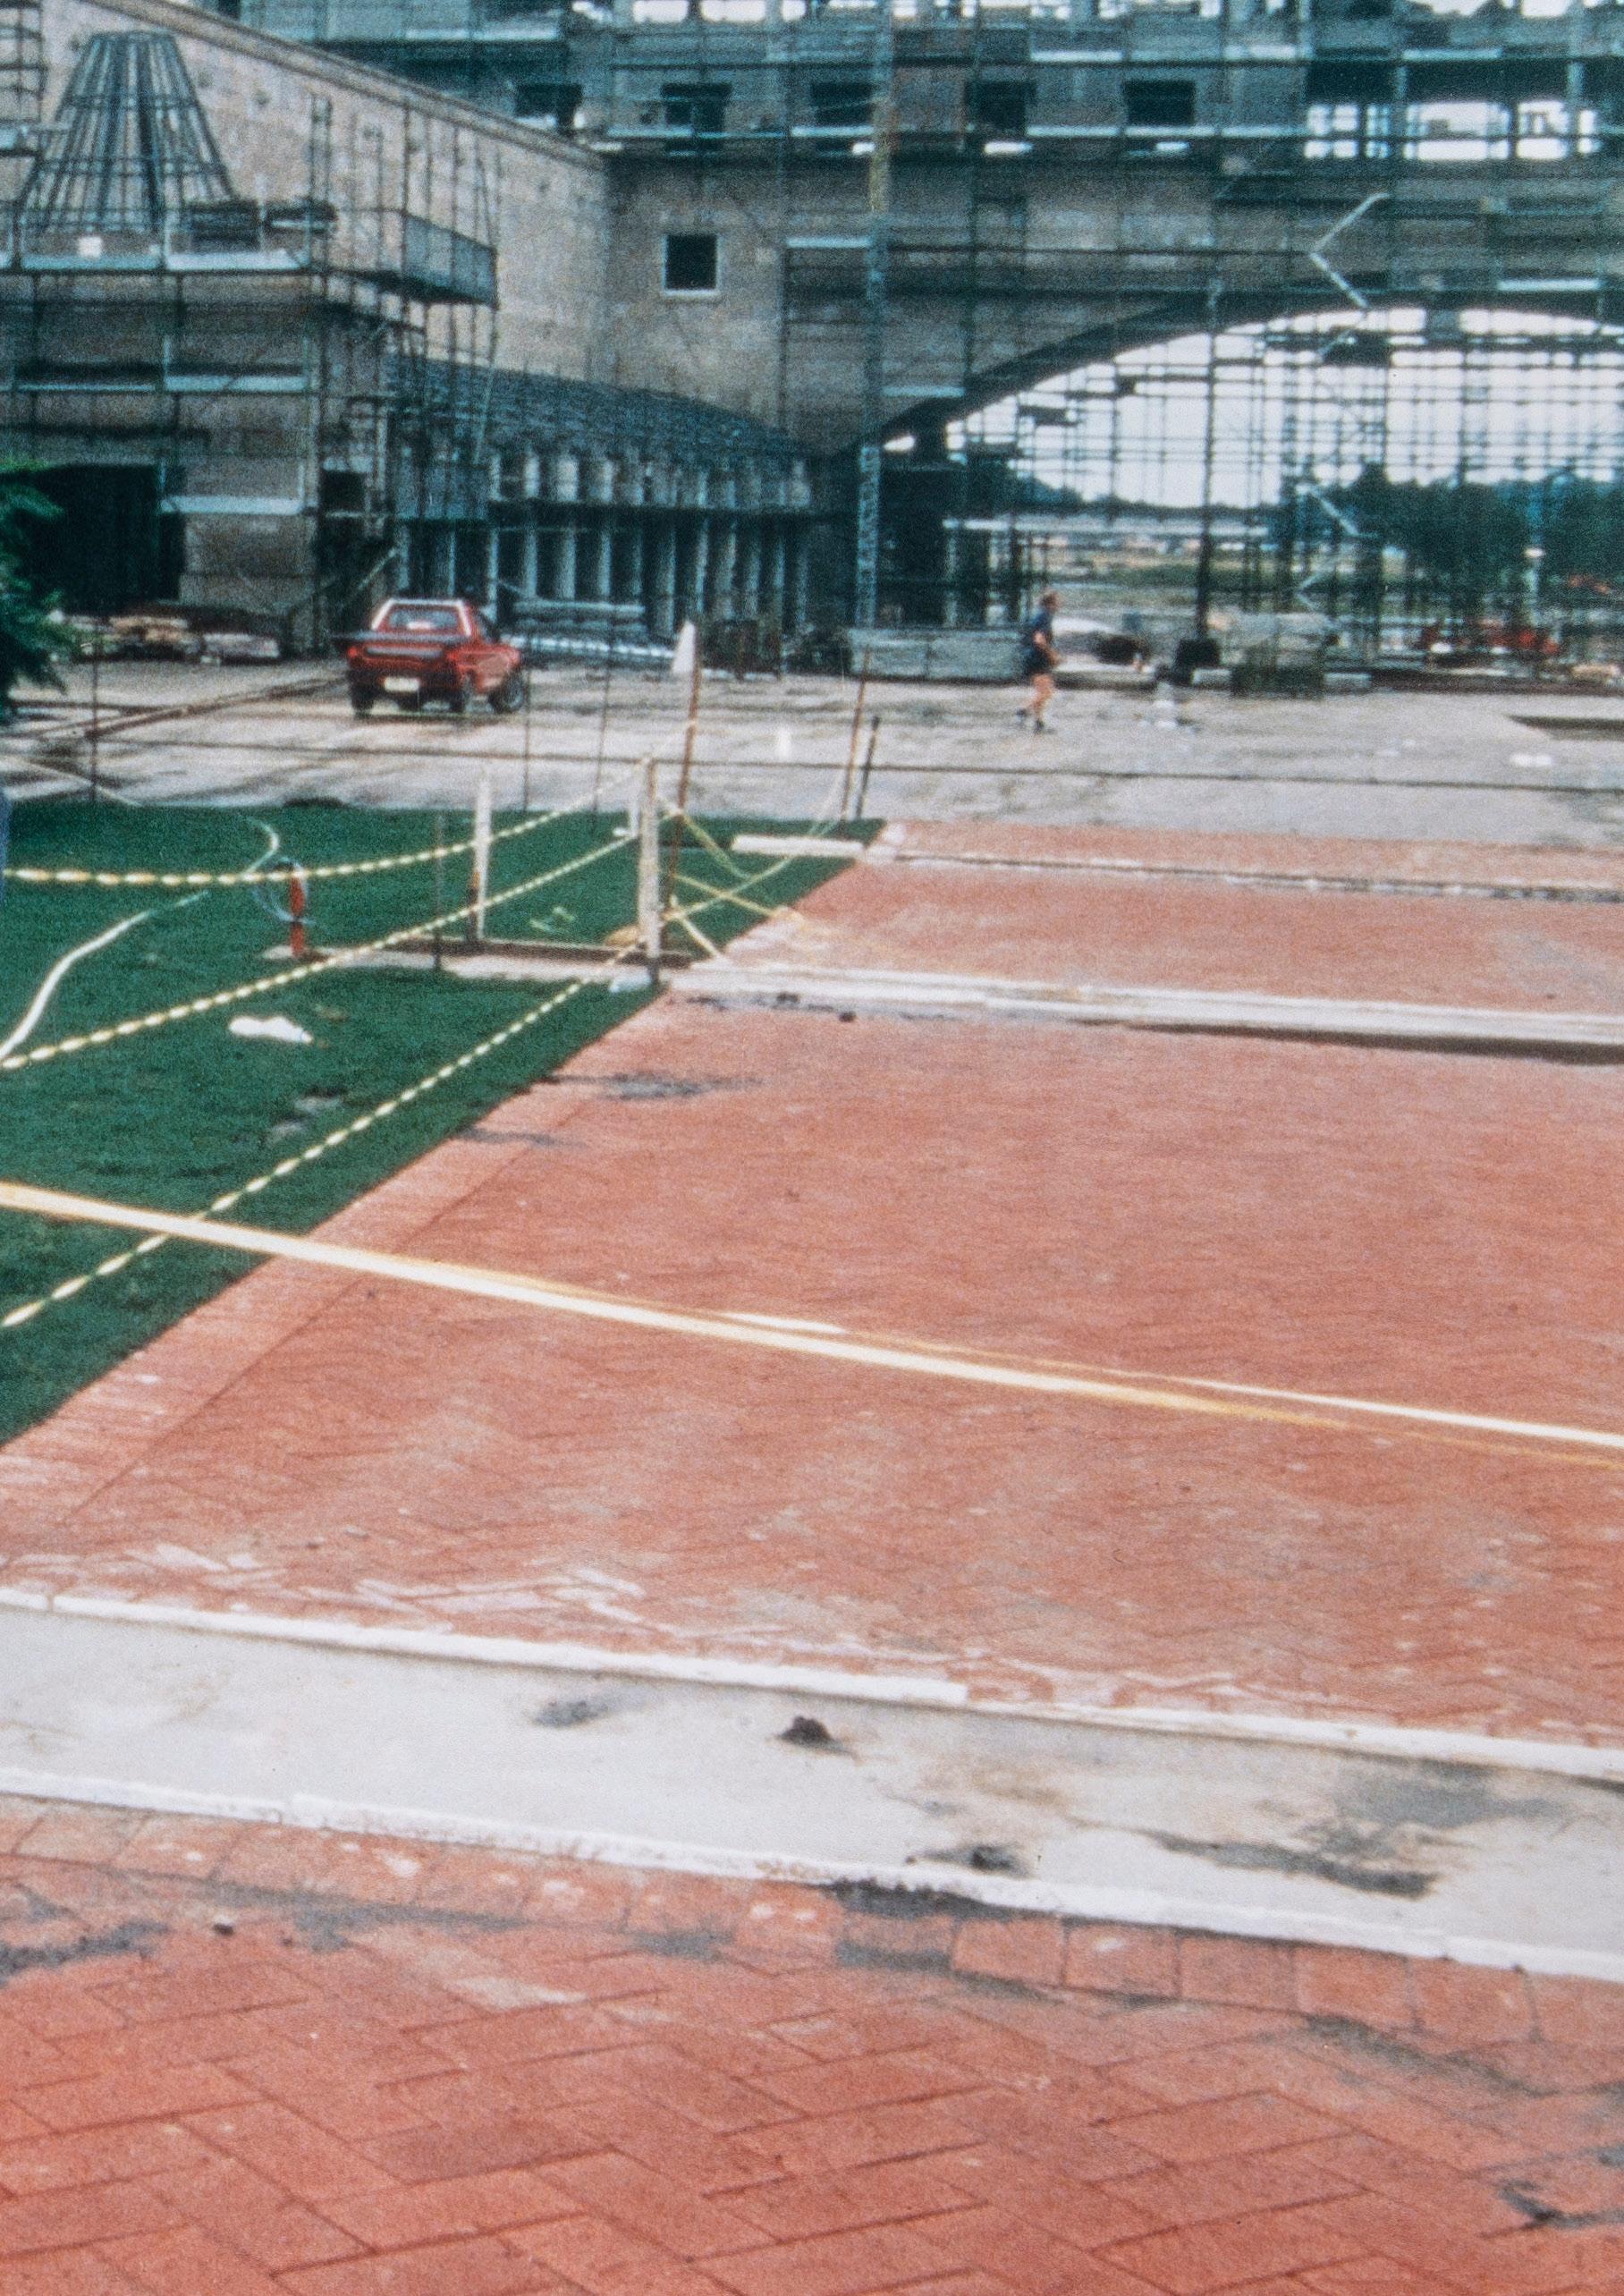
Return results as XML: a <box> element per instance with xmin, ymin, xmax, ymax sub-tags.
<box><xmin>22</xmin><ymin>464</ymin><xmax>182</xmax><ymax>614</ymax></box>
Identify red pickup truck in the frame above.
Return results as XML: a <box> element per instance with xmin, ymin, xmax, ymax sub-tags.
<box><xmin>345</xmin><ymin>598</ymin><xmax>527</xmax><ymax>716</ymax></box>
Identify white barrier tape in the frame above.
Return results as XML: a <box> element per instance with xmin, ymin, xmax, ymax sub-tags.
<box><xmin>0</xmin><ymin>970</ymin><xmax>619</xmax><ymax>1333</ymax></box>
<box><xmin>1</xmin><ymin>826</ymin><xmax>621</xmax><ymax>1075</ymax></box>
<box><xmin>3</xmin><ymin>1178</ymin><xmax>1621</xmax><ymax>1463</ymax></box>
<box><xmin>5</xmin><ymin>809</ymin><xmax>560</xmax><ymax>891</ymax></box>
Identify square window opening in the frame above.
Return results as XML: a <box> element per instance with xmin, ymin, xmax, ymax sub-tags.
<box><xmin>809</xmin><ymin>78</ymin><xmax>873</xmax><ymax>129</ymax></box>
<box><xmin>515</xmin><ymin>80</ymin><xmax>583</xmax><ymax>129</ymax></box>
<box><xmin>972</xmin><ymin>80</ymin><xmax>1029</xmax><ymax>137</ymax></box>
<box><xmin>664</xmin><ymin>232</ymin><xmax>719</xmax><ymax>293</ymax></box>
<box><xmin>661</xmin><ymin>81</ymin><xmax>730</xmax><ymax>136</ymax></box>
<box><xmin>1125</xmin><ymin>78</ymin><xmax>1197</xmax><ymax>127</ymax></box>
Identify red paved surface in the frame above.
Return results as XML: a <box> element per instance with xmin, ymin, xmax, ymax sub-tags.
<box><xmin>723</xmin><ymin>826</ymin><xmax>1624</xmax><ymax>1012</ymax></box>
<box><xmin>1</xmin><ymin>978</ymin><xmax>1620</xmax><ymax>1741</ymax></box>
<box><xmin>2</xmin><ymin>1799</ymin><xmax>1624</xmax><ymax>2294</ymax></box>
<box><xmin>885</xmin><ymin>822</ymin><xmax>1624</xmax><ymax>893</ymax></box>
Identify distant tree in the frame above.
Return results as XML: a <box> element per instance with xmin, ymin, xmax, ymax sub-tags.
<box><xmin>0</xmin><ymin>472</ymin><xmax>76</xmax><ymax>717</ymax></box>
<box><xmin>1323</xmin><ymin>467</ymin><xmax>1529</xmax><ymax>618</ymax></box>
<box><xmin>1540</xmin><ymin>479</ymin><xmax>1624</xmax><ymax>592</ymax></box>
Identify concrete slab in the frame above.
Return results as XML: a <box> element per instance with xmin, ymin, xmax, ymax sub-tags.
<box><xmin>14</xmin><ymin>666</ymin><xmax>1624</xmax><ymax>844</ymax></box>
<box><xmin>887</xmin><ymin>819</ymin><xmax>1624</xmax><ymax>889</ymax></box>
<box><xmin>2</xmin><ymin>1600</ymin><xmax>1621</xmax><ymax>1976</ymax></box>
<box><xmin>676</xmin><ymin>962</ymin><xmax>1624</xmax><ymax>1053</ymax></box>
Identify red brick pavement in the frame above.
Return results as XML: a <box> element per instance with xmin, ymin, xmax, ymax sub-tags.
<box><xmin>1</xmin><ymin>993</ymin><xmax>1620</xmax><ymax>1741</ymax></box>
<box><xmin>884</xmin><ymin>823</ymin><xmax>1624</xmax><ymax>895</ymax></box>
<box><xmin>729</xmin><ymin>825</ymin><xmax>1624</xmax><ymax>1012</ymax></box>
<box><xmin>4</xmin><ymin>824</ymin><xmax>1623</xmax><ymax>1746</ymax></box>
<box><xmin>0</xmin><ymin>1799</ymin><xmax>1623</xmax><ymax>2294</ymax></box>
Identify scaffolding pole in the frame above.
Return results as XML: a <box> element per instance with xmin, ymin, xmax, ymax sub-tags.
<box><xmin>851</xmin><ymin>4</ymin><xmax>894</xmax><ymax>631</ymax></box>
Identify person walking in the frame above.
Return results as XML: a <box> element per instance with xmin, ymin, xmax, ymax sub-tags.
<box><xmin>1018</xmin><ymin>589</ymin><xmax>1060</xmax><ymax>733</ymax></box>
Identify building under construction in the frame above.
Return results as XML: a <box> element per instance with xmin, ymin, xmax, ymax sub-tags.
<box><xmin>232</xmin><ymin>0</ymin><xmax>1624</xmax><ymax>652</ymax></box>
<box><xmin>5</xmin><ymin>0</ymin><xmax>1624</xmax><ymax>648</ymax></box>
<box><xmin>0</xmin><ymin>0</ymin><xmax>814</xmax><ymax>648</ymax></box>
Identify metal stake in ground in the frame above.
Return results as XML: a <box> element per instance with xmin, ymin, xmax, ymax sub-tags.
<box><xmin>432</xmin><ymin>810</ymin><xmax>446</xmax><ymax>973</ymax></box>
<box><xmin>661</xmin><ymin>623</ymin><xmax>704</xmax><ymax>918</ymax></box>
<box><xmin>855</xmin><ymin>713</ymin><xmax>883</xmax><ymax>820</ymax></box>
<box><xmin>287</xmin><ymin>867</ymin><xmax>308</xmax><ymax>962</ymax></box>
<box><xmin>467</xmin><ymin>774</ymin><xmax>492</xmax><ymax>946</ymax></box>
<box><xmin>841</xmin><ymin>647</ymin><xmax>873</xmax><ymax>821</ymax></box>
<box><xmin>87</xmin><ymin>627</ymin><xmax>101</xmax><ymax>805</ymax></box>
<box><xmin>638</xmin><ymin>757</ymin><xmax>662</xmax><ymax>985</ymax></box>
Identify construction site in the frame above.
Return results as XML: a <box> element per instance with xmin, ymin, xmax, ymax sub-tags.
<box><xmin>2</xmin><ymin>0</ymin><xmax>1624</xmax><ymax>2292</ymax></box>
<box><xmin>0</xmin><ymin>0</ymin><xmax>1620</xmax><ymax>658</ymax></box>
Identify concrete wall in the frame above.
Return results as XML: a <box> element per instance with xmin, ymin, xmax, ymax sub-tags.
<box><xmin>605</xmin><ymin>166</ymin><xmax>789</xmax><ymax>434</ymax></box>
<box><xmin>604</xmin><ymin>137</ymin><xmax>1624</xmax><ymax>453</ymax></box>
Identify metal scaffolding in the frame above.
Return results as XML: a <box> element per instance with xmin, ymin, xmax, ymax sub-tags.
<box><xmin>19</xmin><ymin>32</ymin><xmax>236</xmax><ymax>241</ymax></box>
<box><xmin>959</xmin><ymin>301</ymin><xmax>1624</xmax><ymax>664</ymax></box>
<box><xmin>224</xmin><ymin>0</ymin><xmax>1624</xmax><ymax>641</ymax></box>
<box><xmin>0</xmin><ymin>31</ymin><xmax>507</xmax><ymax>645</ymax></box>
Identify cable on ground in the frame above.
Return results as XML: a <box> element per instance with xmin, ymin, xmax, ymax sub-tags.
<box><xmin>1</xmin><ymin>816</ymin><xmax>619</xmax><ymax>1075</ymax></box>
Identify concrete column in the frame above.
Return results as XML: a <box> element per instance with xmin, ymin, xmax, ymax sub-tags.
<box><xmin>766</xmin><ymin>524</ymin><xmax>787</xmax><ymax>620</ymax></box>
<box><xmin>653</xmin><ymin>521</ymin><xmax>678</xmax><ymax>638</ymax></box>
<box><xmin>555</xmin><ymin>526</ymin><xmax>579</xmax><ymax>603</ymax></box>
<box><xmin>715</xmin><ymin>520</ymin><xmax>739</xmax><ymax>615</ymax></box>
<box><xmin>523</xmin><ymin>452</ymin><xmax>543</xmax><ymax>500</ymax></box>
<box><xmin>789</xmin><ymin>528</ymin><xmax>809</xmax><ymax>631</ymax></box>
<box><xmin>554</xmin><ymin>453</ymin><xmax>580</xmax><ymax>504</ymax></box>
<box><xmin>592</xmin><ymin>521</ymin><xmax>613</xmax><ymax>602</ymax></box>
<box><xmin>522</xmin><ymin>519</ymin><xmax>541</xmax><ymax>600</ymax></box>
<box><xmin>626</xmin><ymin>520</ymin><xmax>647</xmax><ymax>611</ymax></box>
<box><xmin>740</xmin><ymin>523</ymin><xmax>763</xmax><ymax>614</ymax></box>
<box><xmin>486</xmin><ymin>523</ymin><xmax>500</xmax><ymax>611</ymax></box>
<box><xmin>690</xmin><ymin>520</ymin><xmax>712</xmax><ymax>619</ymax></box>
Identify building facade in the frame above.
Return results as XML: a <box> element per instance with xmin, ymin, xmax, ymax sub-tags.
<box><xmin>0</xmin><ymin>0</ymin><xmax>813</xmax><ymax>643</ymax></box>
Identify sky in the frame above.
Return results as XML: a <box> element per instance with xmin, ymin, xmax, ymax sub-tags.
<box><xmin>960</xmin><ymin>310</ymin><xmax>1624</xmax><ymax>511</ymax></box>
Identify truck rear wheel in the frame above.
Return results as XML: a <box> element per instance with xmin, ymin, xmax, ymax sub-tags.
<box><xmin>350</xmin><ymin>691</ymin><xmax>376</xmax><ymax>716</ymax></box>
<box><xmin>490</xmin><ymin>671</ymin><xmax>526</xmax><ymax>715</ymax></box>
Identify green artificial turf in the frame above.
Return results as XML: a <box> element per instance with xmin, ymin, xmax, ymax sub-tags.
<box><xmin>0</xmin><ymin>800</ymin><xmax>875</xmax><ymax>1445</ymax></box>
